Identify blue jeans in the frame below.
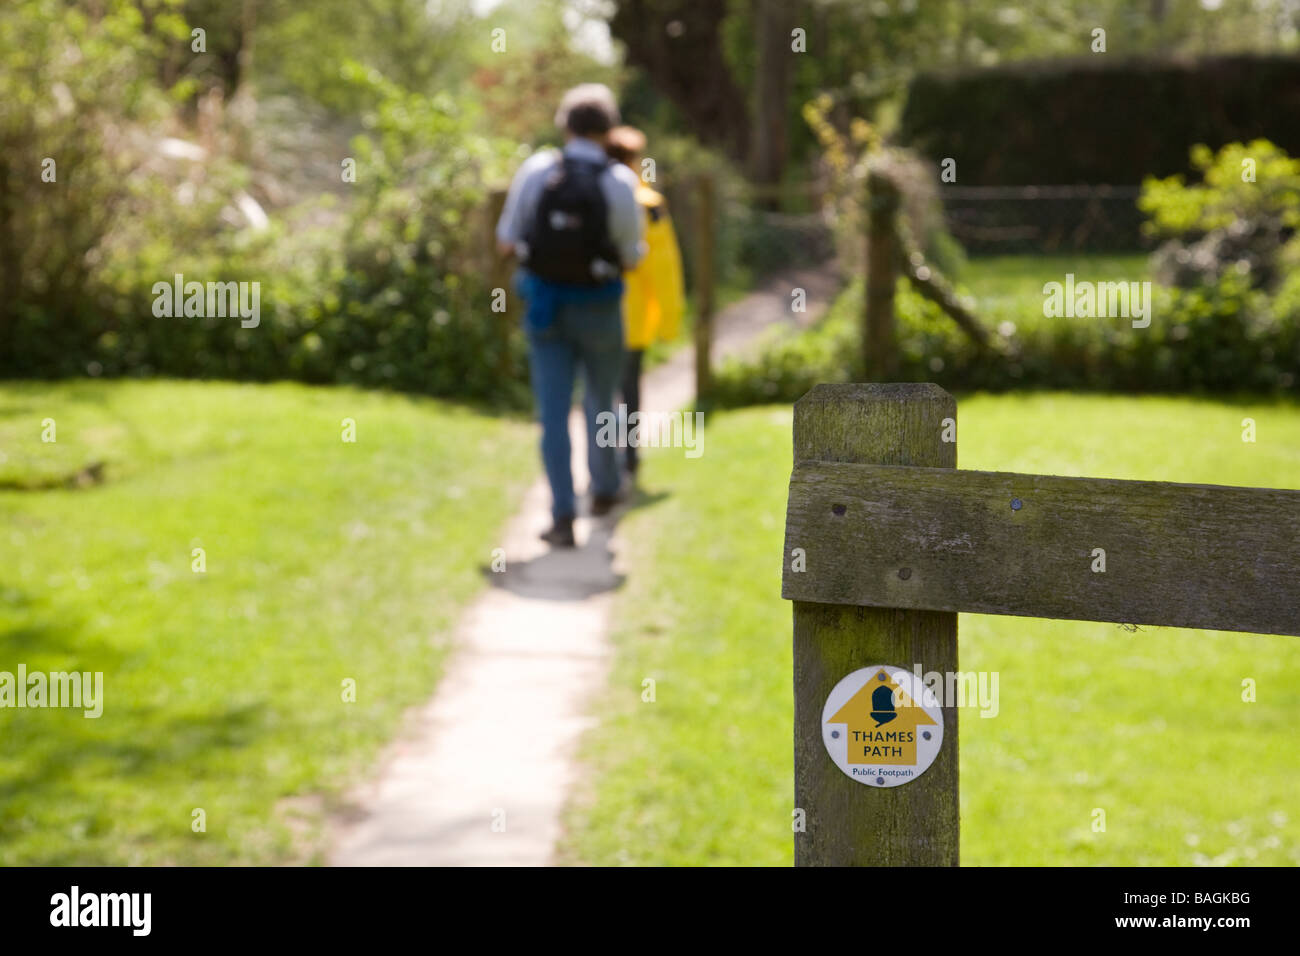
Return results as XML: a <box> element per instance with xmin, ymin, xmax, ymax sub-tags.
<box><xmin>524</xmin><ymin>294</ymin><xmax>625</xmax><ymax>521</ymax></box>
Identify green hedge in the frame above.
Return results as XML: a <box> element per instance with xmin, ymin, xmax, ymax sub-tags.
<box><xmin>899</xmin><ymin>55</ymin><xmax>1300</xmax><ymax>187</ymax></box>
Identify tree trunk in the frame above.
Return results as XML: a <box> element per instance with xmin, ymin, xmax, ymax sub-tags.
<box><xmin>750</xmin><ymin>0</ymin><xmax>793</xmax><ymax>201</ymax></box>
<box><xmin>609</xmin><ymin>0</ymin><xmax>751</xmax><ymax>166</ymax></box>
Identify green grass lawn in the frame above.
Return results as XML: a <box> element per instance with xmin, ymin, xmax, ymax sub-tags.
<box><xmin>959</xmin><ymin>252</ymin><xmax>1150</xmax><ymax>297</ymax></box>
<box><xmin>559</xmin><ymin>392</ymin><xmax>1300</xmax><ymax>866</ymax></box>
<box><xmin>0</xmin><ymin>379</ymin><xmax>534</xmax><ymax>864</ymax></box>
<box><xmin>957</xmin><ymin>252</ymin><xmax>1150</xmax><ymax>333</ymax></box>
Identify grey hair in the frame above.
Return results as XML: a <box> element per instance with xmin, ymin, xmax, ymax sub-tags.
<box><xmin>554</xmin><ymin>83</ymin><xmax>620</xmax><ymax>136</ymax></box>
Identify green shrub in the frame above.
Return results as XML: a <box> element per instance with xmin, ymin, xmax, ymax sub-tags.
<box><xmin>1142</xmin><ymin>140</ymin><xmax>1300</xmax><ymax>291</ymax></box>
<box><xmin>710</xmin><ymin>267</ymin><xmax>1297</xmax><ymax>406</ymax></box>
<box><xmin>1</xmin><ymin>0</ymin><xmax>528</xmax><ymax>408</ymax></box>
<box><xmin>310</xmin><ymin>63</ymin><xmax>528</xmax><ymax>405</ymax></box>
<box><xmin>0</xmin><ymin>0</ymin><xmax>176</xmax><ymax>366</ymax></box>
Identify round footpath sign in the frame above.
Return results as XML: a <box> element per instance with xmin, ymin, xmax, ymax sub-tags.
<box><xmin>821</xmin><ymin>664</ymin><xmax>944</xmax><ymax>788</ymax></box>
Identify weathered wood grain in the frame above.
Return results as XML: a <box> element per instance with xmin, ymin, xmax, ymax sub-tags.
<box><xmin>784</xmin><ymin>460</ymin><xmax>1300</xmax><ymax>637</ymax></box>
<box><xmin>864</xmin><ymin>171</ymin><xmax>900</xmax><ymax>379</ymax></box>
<box><xmin>791</xmin><ymin>383</ymin><xmax>959</xmax><ymax>866</ymax></box>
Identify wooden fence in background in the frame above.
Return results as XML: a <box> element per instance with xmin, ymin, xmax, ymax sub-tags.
<box><xmin>864</xmin><ymin>169</ymin><xmax>993</xmax><ymax>380</ymax></box>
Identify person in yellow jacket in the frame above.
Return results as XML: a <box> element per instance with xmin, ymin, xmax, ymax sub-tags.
<box><xmin>605</xmin><ymin>126</ymin><xmax>685</xmax><ymax>477</ymax></box>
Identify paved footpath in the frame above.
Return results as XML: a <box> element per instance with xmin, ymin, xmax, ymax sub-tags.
<box><xmin>329</xmin><ymin>265</ymin><xmax>838</xmax><ymax>866</ymax></box>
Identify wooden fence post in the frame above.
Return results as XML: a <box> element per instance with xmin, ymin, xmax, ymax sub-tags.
<box><xmin>694</xmin><ymin>173</ymin><xmax>715</xmax><ymax>402</ymax></box>
<box><xmin>790</xmin><ymin>382</ymin><xmax>959</xmax><ymax>866</ymax></box>
<box><xmin>864</xmin><ymin>169</ymin><xmax>900</xmax><ymax>379</ymax></box>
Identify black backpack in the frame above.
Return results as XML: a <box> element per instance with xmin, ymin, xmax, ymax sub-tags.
<box><xmin>522</xmin><ymin>156</ymin><xmax>623</xmax><ymax>286</ymax></box>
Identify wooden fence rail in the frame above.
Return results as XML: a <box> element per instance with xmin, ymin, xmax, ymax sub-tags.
<box><xmin>782</xmin><ymin>382</ymin><xmax>1300</xmax><ymax>866</ymax></box>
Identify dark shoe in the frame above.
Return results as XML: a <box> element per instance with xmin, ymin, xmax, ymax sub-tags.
<box><xmin>590</xmin><ymin>492</ymin><xmax>622</xmax><ymax>517</ymax></box>
<box><xmin>540</xmin><ymin>517</ymin><xmax>575</xmax><ymax>547</ymax></box>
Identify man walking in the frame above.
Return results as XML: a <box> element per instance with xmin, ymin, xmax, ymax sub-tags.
<box><xmin>496</xmin><ymin>84</ymin><xmax>645</xmax><ymax>548</ymax></box>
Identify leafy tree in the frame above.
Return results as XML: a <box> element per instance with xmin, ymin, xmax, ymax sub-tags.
<box><xmin>602</xmin><ymin>0</ymin><xmax>1300</xmax><ymax>191</ymax></box>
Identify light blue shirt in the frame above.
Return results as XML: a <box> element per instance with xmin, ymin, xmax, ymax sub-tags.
<box><xmin>496</xmin><ymin>137</ymin><xmax>646</xmax><ymax>272</ymax></box>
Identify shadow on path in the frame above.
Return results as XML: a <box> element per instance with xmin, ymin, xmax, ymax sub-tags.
<box><xmin>483</xmin><ymin>486</ymin><xmax>669</xmax><ymax>601</ymax></box>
